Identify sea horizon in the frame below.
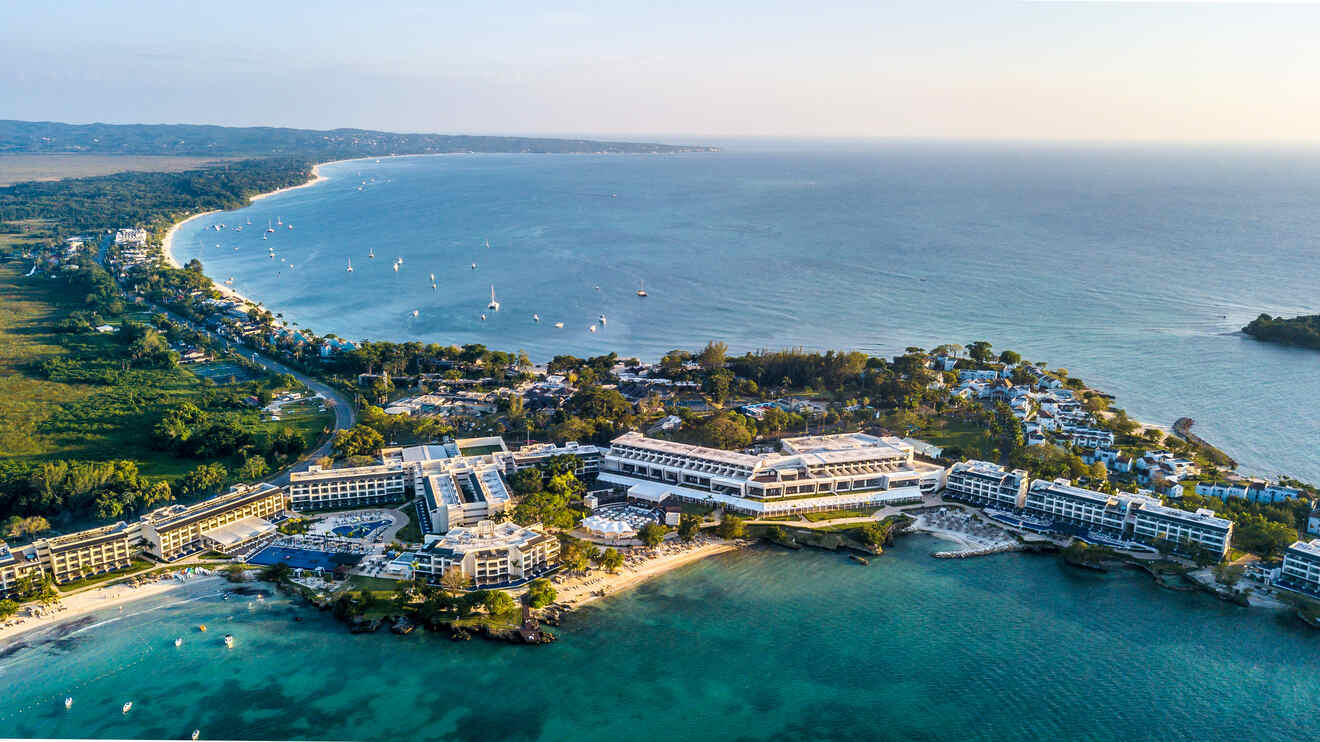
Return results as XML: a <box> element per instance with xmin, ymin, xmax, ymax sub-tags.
<box><xmin>169</xmin><ymin>142</ymin><xmax>1320</xmax><ymax>483</ymax></box>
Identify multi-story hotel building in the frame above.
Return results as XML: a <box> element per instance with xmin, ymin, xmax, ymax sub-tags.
<box><xmin>139</xmin><ymin>482</ymin><xmax>286</xmax><ymax>560</ymax></box>
<box><xmin>1011</xmin><ymin>477</ymin><xmax>1233</xmax><ymax>558</ymax></box>
<box><xmin>598</xmin><ymin>432</ymin><xmax>942</xmax><ymax>516</ymax></box>
<box><xmin>1126</xmin><ymin>499</ymin><xmax>1233</xmax><ymax>558</ymax></box>
<box><xmin>413</xmin><ymin>520</ymin><xmax>560</xmax><ymax>587</ymax></box>
<box><xmin>409</xmin><ymin>450</ymin><xmax>513</xmax><ymax>534</ymax></box>
<box><xmin>944</xmin><ymin>460</ymin><xmax>1030</xmax><ymax>510</ymax></box>
<box><xmin>287</xmin><ymin>462</ymin><xmax>409</xmax><ymax>510</ymax></box>
<box><xmin>27</xmin><ymin>522</ymin><xmax>137</xmax><ymax>585</ymax></box>
<box><xmin>0</xmin><ymin>541</ymin><xmax>47</xmax><ymax>596</ymax></box>
<box><xmin>1024</xmin><ymin>479</ymin><xmax>1131</xmax><ymax>535</ymax></box>
<box><xmin>1280</xmin><ymin>540</ymin><xmax>1320</xmax><ymax>595</ymax></box>
<box><xmin>287</xmin><ymin>438</ymin><xmax>602</xmax><ymax>532</ymax></box>
<box><xmin>510</xmin><ymin>441</ymin><xmax>604</xmax><ymax>478</ymax></box>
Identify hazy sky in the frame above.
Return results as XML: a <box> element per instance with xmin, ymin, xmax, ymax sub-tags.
<box><xmin>4</xmin><ymin>1</ymin><xmax>1319</xmax><ymax>141</ymax></box>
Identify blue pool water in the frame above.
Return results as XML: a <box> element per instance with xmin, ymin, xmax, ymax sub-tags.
<box><xmin>246</xmin><ymin>546</ymin><xmax>358</xmax><ymax>572</ymax></box>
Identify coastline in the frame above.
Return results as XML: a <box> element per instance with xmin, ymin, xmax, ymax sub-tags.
<box><xmin>161</xmin><ymin>159</ymin><xmax>337</xmax><ymax>270</ymax></box>
<box><xmin>0</xmin><ymin>574</ymin><xmax>225</xmax><ymax>645</ymax></box>
<box><xmin>552</xmin><ymin>539</ymin><xmax>740</xmax><ymax>610</ymax></box>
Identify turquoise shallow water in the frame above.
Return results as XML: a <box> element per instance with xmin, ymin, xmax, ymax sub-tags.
<box><xmin>171</xmin><ymin>143</ymin><xmax>1320</xmax><ymax>483</ymax></box>
<box><xmin>3</xmin><ymin>537</ymin><xmax>1318</xmax><ymax>741</ymax></box>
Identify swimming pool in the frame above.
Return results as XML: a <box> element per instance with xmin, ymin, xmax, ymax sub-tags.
<box><xmin>330</xmin><ymin>520</ymin><xmax>391</xmax><ymax>539</ymax></box>
<box><xmin>248</xmin><ymin>546</ymin><xmax>363</xmax><ymax>571</ymax></box>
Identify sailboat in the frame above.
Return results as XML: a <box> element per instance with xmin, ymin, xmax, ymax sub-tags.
<box><xmin>346</xmin><ymin>258</ymin><xmax>353</xmax><ymax>273</ymax></box>
<box><xmin>429</xmin><ymin>273</ymin><xmax>435</xmax><ymax>282</ymax></box>
<box><xmin>636</xmin><ymin>280</ymin><xmax>648</xmax><ymax>297</ymax></box>
<box><xmin>485</xmin><ymin>239</ymin><xmax>490</xmax><ymax>249</ymax></box>
<box><xmin>599</xmin><ymin>314</ymin><xmax>607</xmax><ymax>326</ymax></box>
<box><xmin>487</xmin><ymin>285</ymin><xmax>500</xmax><ymax>311</ymax></box>
<box><xmin>276</xmin><ymin>216</ymin><xmax>282</xmax><ymax>225</ymax></box>
<box><xmin>368</xmin><ymin>249</ymin><xmax>375</xmax><ymax>259</ymax></box>
<box><xmin>392</xmin><ymin>262</ymin><xmax>399</xmax><ymax>272</ymax></box>
<box><xmin>266</xmin><ymin>220</ymin><xmax>274</xmax><ymax>234</ymax></box>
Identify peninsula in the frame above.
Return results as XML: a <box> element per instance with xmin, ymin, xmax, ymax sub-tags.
<box><xmin>1242</xmin><ymin>313</ymin><xmax>1320</xmax><ymax>351</ymax></box>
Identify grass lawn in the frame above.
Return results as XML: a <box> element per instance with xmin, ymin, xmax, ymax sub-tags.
<box><xmin>897</xmin><ymin>414</ymin><xmax>993</xmax><ymax>458</ymax></box>
<box><xmin>346</xmin><ymin>576</ymin><xmax>403</xmax><ymax>592</ymax></box>
<box><xmin>394</xmin><ymin>500</ymin><xmax>423</xmax><ymax>543</ymax></box>
<box><xmin>54</xmin><ymin>558</ymin><xmax>157</xmax><ymax>592</ymax></box>
<box><xmin>0</xmin><ymin>261</ymin><xmax>321</xmax><ymax>484</ymax></box>
<box><xmin>801</xmin><ymin>508</ymin><xmax>877</xmax><ymax>522</ymax></box>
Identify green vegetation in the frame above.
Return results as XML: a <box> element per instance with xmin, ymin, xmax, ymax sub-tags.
<box><xmin>800</xmin><ymin>508</ymin><xmax>877</xmax><ymax>522</ymax></box>
<box><xmin>524</xmin><ymin>578</ymin><xmax>556</xmax><ymax>608</ymax></box>
<box><xmin>1242</xmin><ymin>313</ymin><xmax>1320</xmax><ymax>351</ymax></box>
<box><xmin>0</xmin><ymin>120</ymin><xmax>710</xmax><ymax>158</ymax></box>
<box><xmin>507</xmin><ymin>458</ymin><xmax>587</xmax><ymax>529</ymax></box>
<box><xmin>0</xmin><ymin>256</ymin><xmax>328</xmax><ymax>527</ymax></box>
<box><xmin>717</xmin><ymin>514</ymin><xmax>747</xmax><ymax>540</ymax></box>
<box><xmin>638</xmin><ymin>522</ymin><xmax>669</xmax><ymax>548</ymax></box>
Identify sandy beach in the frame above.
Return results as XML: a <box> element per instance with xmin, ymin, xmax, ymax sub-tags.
<box><xmin>0</xmin><ymin>573</ymin><xmax>225</xmax><ymax>645</ymax></box>
<box><xmin>160</xmin><ymin>159</ymin><xmax>338</xmax><ymax>269</ymax></box>
<box><xmin>551</xmin><ymin>538</ymin><xmax>740</xmax><ymax>609</ymax></box>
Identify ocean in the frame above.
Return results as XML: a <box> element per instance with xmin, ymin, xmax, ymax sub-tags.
<box><xmin>3</xmin><ymin>538</ymin><xmax>1317</xmax><ymax>741</ymax></box>
<box><xmin>169</xmin><ymin>141</ymin><xmax>1320</xmax><ymax>482</ymax></box>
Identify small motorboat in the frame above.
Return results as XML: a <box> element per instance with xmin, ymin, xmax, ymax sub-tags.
<box><xmin>192</xmin><ymin>730</ymin><xmax>200</xmax><ymax>740</ymax></box>
<box><xmin>553</xmin><ymin>322</ymin><xmax>564</xmax><ymax>329</ymax></box>
<box><xmin>122</xmin><ymin>702</ymin><xmax>133</xmax><ymax>714</ymax></box>
<box><xmin>532</xmin><ymin>314</ymin><xmax>540</xmax><ymax>323</ymax></box>
<box><xmin>480</xmin><ymin>313</ymin><xmax>487</xmax><ymax>321</ymax></box>
<box><xmin>174</xmin><ymin>637</ymin><xmax>183</xmax><ymax>647</ymax></box>
<box><xmin>64</xmin><ymin>696</ymin><xmax>73</xmax><ymax>709</ymax></box>
<box><xmin>223</xmin><ymin>634</ymin><xmax>234</xmax><ymax>648</ymax></box>
<box><xmin>599</xmin><ymin>314</ymin><xmax>607</xmax><ymax>326</ymax></box>
<box><xmin>588</xmin><ymin>325</ymin><xmax>597</xmax><ymax>333</ymax></box>
<box><xmin>198</xmin><ymin>624</ymin><xmax>207</xmax><ymax>632</ymax></box>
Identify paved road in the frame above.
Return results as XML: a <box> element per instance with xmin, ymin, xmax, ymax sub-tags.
<box><xmin>136</xmin><ymin>301</ymin><xmax>356</xmax><ymax>486</ymax></box>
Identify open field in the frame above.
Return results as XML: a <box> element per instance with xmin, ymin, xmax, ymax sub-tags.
<box><xmin>0</xmin><ymin>154</ymin><xmax>236</xmax><ymax>187</ymax></box>
<box><xmin>0</xmin><ymin>261</ymin><xmax>330</xmax><ymax>482</ymax></box>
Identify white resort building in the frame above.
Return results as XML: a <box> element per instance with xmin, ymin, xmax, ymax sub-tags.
<box><xmin>413</xmin><ymin>520</ymin><xmax>560</xmax><ymax>587</ymax></box>
<box><xmin>597</xmin><ymin>431</ymin><xmax>943</xmax><ymax>516</ymax></box>
<box><xmin>139</xmin><ymin>482</ymin><xmax>287</xmax><ymax>560</ymax></box>
<box><xmin>285</xmin><ymin>437</ymin><xmax>601</xmax><ymax>533</ymax></box>
<box><xmin>1280</xmin><ymin>540</ymin><xmax>1320</xmax><ymax>595</ymax></box>
<box><xmin>944</xmin><ymin>460</ymin><xmax>1030</xmax><ymax>510</ymax></box>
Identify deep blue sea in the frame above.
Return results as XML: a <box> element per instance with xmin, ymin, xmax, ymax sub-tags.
<box><xmin>3</xmin><ymin>538</ymin><xmax>1318</xmax><ymax>741</ymax></box>
<box><xmin>171</xmin><ymin>142</ymin><xmax>1320</xmax><ymax>482</ymax></box>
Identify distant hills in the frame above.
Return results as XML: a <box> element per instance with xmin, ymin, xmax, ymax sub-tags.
<box><xmin>0</xmin><ymin>120</ymin><xmax>716</xmax><ymax>157</ymax></box>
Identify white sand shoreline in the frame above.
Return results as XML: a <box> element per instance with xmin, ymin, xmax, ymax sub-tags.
<box><xmin>552</xmin><ymin>540</ymin><xmax>740</xmax><ymax>610</ymax></box>
<box><xmin>0</xmin><ymin>574</ymin><xmax>226</xmax><ymax>645</ymax></box>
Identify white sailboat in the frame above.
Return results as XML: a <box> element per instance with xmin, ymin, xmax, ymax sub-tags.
<box><xmin>599</xmin><ymin>314</ymin><xmax>607</xmax><ymax>326</ymax></box>
<box><xmin>487</xmin><ymin>285</ymin><xmax>500</xmax><ymax>311</ymax></box>
<box><xmin>429</xmin><ymin>273</ymin><xmax>435</xmax><ymax>282</ymax></box>
<box><xmin>266</xmin><ymin>220</ymin><xmax>274</xmax><ymax>234</ymax></box>
<box><xmin>636</xmin><ymin>280</ymin><xmax>648</xmax><ymax>297</ymax></box>
<box><xmin>368</xmin><ymin>248</ymin><xmax>375</xmax><ymax>259</ymax></box>
<box><xmin>346</xmin><ymin>258</ymin><xmax>353</xmax><ymax>273</ymax></box>
<box><xmin>392</xmin><ymin>262</ymin><xmax>399</xmax><ymax>272</ymax></box>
